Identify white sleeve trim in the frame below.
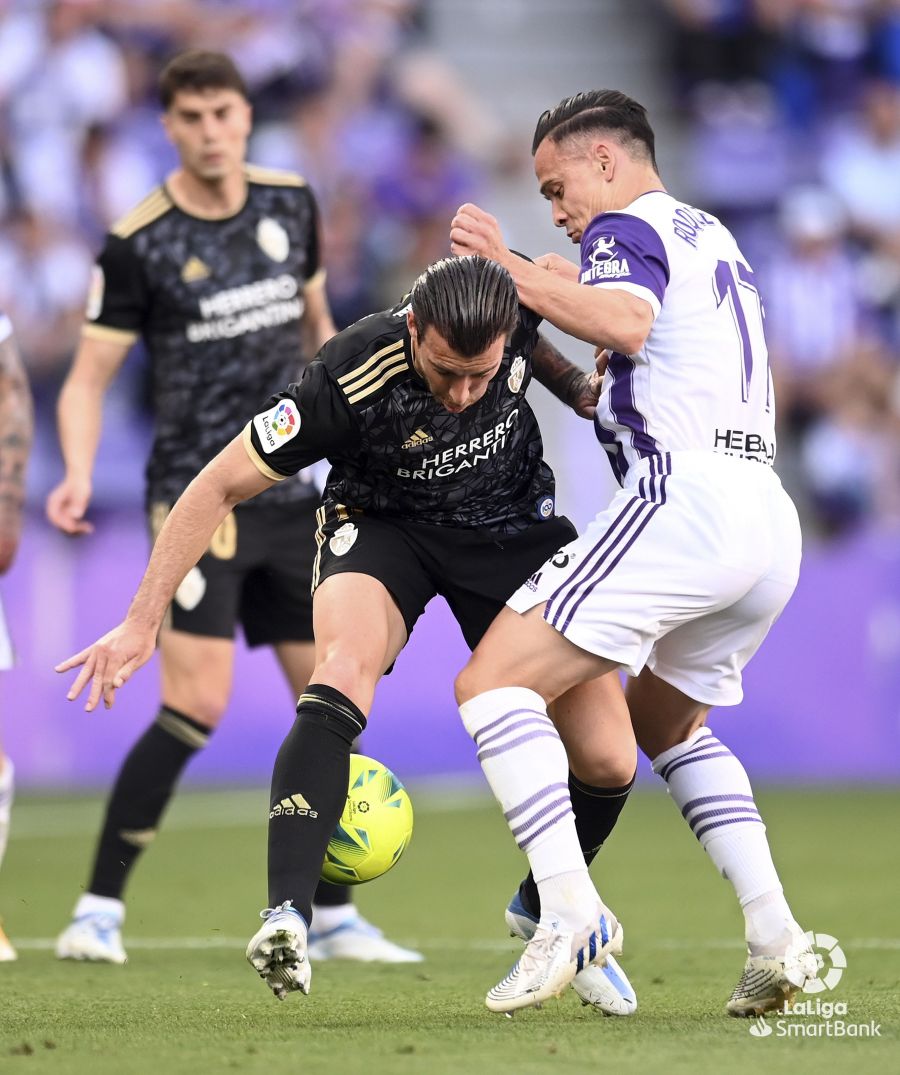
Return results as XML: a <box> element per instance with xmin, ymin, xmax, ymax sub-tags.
<box><xmin>590</xmin><ymin>282</ymin><xmax>660</xmax><ymax>319</ymax></box>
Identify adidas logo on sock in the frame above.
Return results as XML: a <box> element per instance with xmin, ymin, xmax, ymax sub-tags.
<box><xmin>269</xmin><ymin>793</ymin><xmax>319</xmax><ymax>820</ymax></box>
<box><xmin>402</xmin><ymin>428</ymin><xmax>433</xmax><ymax>449</ymax></box>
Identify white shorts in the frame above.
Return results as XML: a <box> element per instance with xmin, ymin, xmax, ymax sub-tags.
<box><xmin>509</xmin><ymin>451</ymin><xmax>801</xmax><ymax>706</ymax></box>
<box><xmin>0</xmin><ymin>594</ymin><xmax>12</xmax><ymax>670</ymax></box>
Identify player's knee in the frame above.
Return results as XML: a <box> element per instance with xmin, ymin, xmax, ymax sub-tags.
<box><xmin>162</xmin><ymin>692</ymin><xmax>228</xmax><ymax>729</ymax></box>
<box><xmin>312</xmin><ymin>652</ymin><xmax>380</xmax><ymax>702</ymax></box>
<box><xmin>454</xmin><ymin>655</ymin><xmax>486</xmax><ymax>706</ymax></box>
<box><xmin>570</xmin><ymin>746</ymin><xmax>637</xmax><ymax>789</ymax></box>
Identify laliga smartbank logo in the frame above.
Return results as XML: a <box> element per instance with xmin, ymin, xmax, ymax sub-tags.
<box><xmin>749</xmin><ymin>932</ymin><xmax>881</xmax><ymax>1040</ymax></box>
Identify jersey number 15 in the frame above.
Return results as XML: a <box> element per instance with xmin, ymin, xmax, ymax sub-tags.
<box><xmin>714</xmin><ymin>260</ymin><xmax>768</xmax><ymax>407</ymax></box>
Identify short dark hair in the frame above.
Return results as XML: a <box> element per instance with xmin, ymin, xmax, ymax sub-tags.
<box><xmin>532</xmin><ymin>90</ymin><xmax>658</xmax><ymax>170</ymax></box>
<box><xmin>410</xmin><ymin>256</ymin><xmax>519</xmax><ymax>358</ymax></box>
<box><xmin>159</xmin><ymin>50</ymin><xmax>248</xmax><ymax>109</ymax></box>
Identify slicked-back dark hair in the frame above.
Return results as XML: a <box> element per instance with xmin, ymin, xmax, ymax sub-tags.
<box><xmin>159</xmin><ymin>50</ymin><xmax>248</xmax><ymax>109</ymax></box>
<box><xmin>410</xmin><ymin>255</ymin><xmax>519</xmax><ymax>357</ymax></box>
<box><xmin>532</xmin><ymin>90</ymin><xmax>658</xmax><ymax>170</ymax></box>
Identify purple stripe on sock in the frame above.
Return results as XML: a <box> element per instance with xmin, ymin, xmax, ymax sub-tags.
<box><xmin>518</xmin><ymin>806</ymin><xmax>575</xmax><ymax>851</ymax></box>
<box><xmin>561</xmin><ymin>502</ymin><xmax>659</xmax><ymax>633</ymax></box>
<box><xmin>478</xmin><ymin>716</ymin><xmax>552</xmax><ymax>752</ymax></box>
<box><xmin>694</xmin><ymin>816</ymin><xmax>765</xmax><ymax>841</ymax></box>
<box><xmin>680</xmin><ymin>792</ymin><xmax>756</xmax><ymax>818</ymax></box>
<box><xmin>472</xmin><ymin>707</ymin><xmax>546</xmax><ymax>745</ymax></box>
<box><xmin>511</xmin><ymin>796</ymin><xmax>572</xmax><ymax>841</ymax></box>
<box><xmin>504</xmin><ymin>782</ymin><xmax>569</xmax><ymax>823</ymax></box>
<box><xmin>548</xmin><ymin>499</ymin><xmax>649</xmax><ymax>631</ymax></box>
<box><xmin>659</xmin><ymin>734</ymin><xmax>718</xmax><ymax>781</ymax></box>
<box><xmin>660</xmin><ymin>750</ymin><xmax>734</xmax><ymax>781</ymax></box>
<box><xmin>687</xmin><ymin>805</ymin><xmax>762</xmax><ymax>831</ymax></box>
<box><xmin>648</xmin><ymin>452</ymin><xmax>657</xmax><ymax>503</ymax></box>
<box><xmin>476</xmin><ymin>729</ymin><xmax>561</xmax><ymax>763</ymax></box>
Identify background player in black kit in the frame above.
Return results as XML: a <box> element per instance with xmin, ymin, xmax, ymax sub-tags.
<box><xmin>57</xmin><ymin>255</ymin><xmax>637</xmax><ymax>1009</ymax></box>
<box><xmin>46</xmin><ymin>49</ymin><xmax>419</xmax><ymax>966</ymax></box>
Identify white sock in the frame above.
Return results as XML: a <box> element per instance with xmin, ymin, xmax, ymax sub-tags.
<box><xmin>311</xmin><ymin>902</ymin><xmax>357</xmax><ymax>931</ymax></box>
<box><xmin>460</xmin><ymin>687</ymin><xmax>597</xmax><ymax>929</ymax></box>
<box><xmin>652</xmin><ymin>727</ymin><xmax>796</xmax><ymax>954</ymax></box>
<box><xmin>0</xmin><ymin>756</ymin><xmax>13</xmax><ymax>871</ymax></box>
<box><xmin>75</xmin><ymin>893</ymin><xmax>125</xmax><ymax>922</ymax></box>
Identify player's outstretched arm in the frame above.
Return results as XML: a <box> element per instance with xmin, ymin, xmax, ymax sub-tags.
<box><xmin>450</xmin><ymin>203</ymin><xmax>653</xmax><ymax>355</ymax></box>
<box><xmin>56</xmin><ymin>435</ymin><xmax>275</xmax><ymax>711</ymax></box>
<box><xmin>531</xmin><ymin>332</ymin><xmax>599</xmax><ymax>420</ymax></box>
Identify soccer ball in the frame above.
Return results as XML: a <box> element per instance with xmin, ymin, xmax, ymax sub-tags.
<box><xmin>320</xmin><ymin>755</ymin><xmax>414</xmax><ymax>885</ymax></box>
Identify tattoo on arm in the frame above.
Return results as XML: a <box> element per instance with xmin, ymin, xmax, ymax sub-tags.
<box><xmin>0</xmin><ymin>334</ymin><xmax>35</xmax><ymax>537</ymax></box>
<box><xmin>531</xmin><ymin>333</ymin><xmax>596</xmax><ymax>416</ymax></box>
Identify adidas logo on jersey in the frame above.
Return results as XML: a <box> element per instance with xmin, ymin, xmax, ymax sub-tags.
<box><xmin>402</xmin><ymin>428</ymin><xmax>433</xmax><ymax>449</ymax></box>
<box><xmin>181</xmin><ymin>256</ymin><xmax>211</xmax><ymax>283</ymax></box>
<box><xmin>269</xmin><ymin>793</ymin><xmax>318</xmax><ymax>819</ymax></box>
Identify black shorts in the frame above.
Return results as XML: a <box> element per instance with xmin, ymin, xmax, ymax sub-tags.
<box><xmin>149</xmin><ymin>498</ymin><xmax>318</xmax><ymax>647</ymax></box>
<box><xmin>312</xmin><ymin>510</ymin><xmax>578</xmax><ymax>650</ymax></box>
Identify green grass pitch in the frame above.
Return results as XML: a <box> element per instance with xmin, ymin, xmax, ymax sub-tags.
<box><xmin>1</xmin><ymin>786</ymin><xmax>897</xmax><ymax>1074</ymax></box>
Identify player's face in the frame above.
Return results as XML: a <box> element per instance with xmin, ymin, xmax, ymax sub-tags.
<box><xmin>408</xmin><ymin>315</ymin><xmax>506</xmax><ymax>414</ymax></box>
<box><xmin>163</xmin><ymin>88</ymin><xmax>251</xmax><ymax>182</ymax></box>
<box><xmin>534</xmin><ymin>137</ymin><xmax>610</xmax><ymax>243</ymax></box>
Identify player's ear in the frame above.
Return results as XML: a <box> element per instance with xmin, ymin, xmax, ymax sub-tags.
<box><xmin>406</xmin><ymin>310</ymin><xmax>418</xmax><ymax>345</ymax></box>
<box><xmin>592</xmin><ymin>141</ymin><xmax>613</xmax><ymax>178</ymax></box>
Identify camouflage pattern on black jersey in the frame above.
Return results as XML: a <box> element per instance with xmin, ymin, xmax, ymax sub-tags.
<box><xmin>246</xmin><ymin>301</ymin><xmax>557</xmax><ymax>536</ymax></box>
<box><xmin>86</xmin><ymin>169</ymin><xmax>322</xmax><ymax>508</ymax></box>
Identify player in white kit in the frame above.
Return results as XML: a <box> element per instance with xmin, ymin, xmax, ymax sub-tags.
<box><xmin>450</xmin><ymin>90</ymin><xmax>818</xmax><ymax>1015</ymax></box>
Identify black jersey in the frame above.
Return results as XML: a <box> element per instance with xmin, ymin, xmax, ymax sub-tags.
<box><xmin>243</xmin><ymin>299</ymin><xmax>557</xmax><ymax>535</ymax></box>
<box><xmin>83</xmin><ymin>165</ymin><xmax>323</xmax><ymax>508</ymax></box>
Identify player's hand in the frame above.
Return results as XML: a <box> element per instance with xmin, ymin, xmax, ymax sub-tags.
<box><xmin>449</xmin><ymin>203</ymin><xmax>510</xmax><ymax>263</ymax></box>
<box><xmin>56</xmin><ymin>619</ymin><xmax>157</xmax><ymax>712</ymax></box>
<box><xmin>595</xmin><ymin>347</ymin><xmax>611</xmax><ymax>377</ymax></box>
<box><xmin>535</xmin><ymin>253</ymin><xmax>580</xmax><ymax>282</ymax></box>
<box><xmin>46</xmin><ymin>476</ymin><xmax>94</xmax><ymax>535</ymax></box>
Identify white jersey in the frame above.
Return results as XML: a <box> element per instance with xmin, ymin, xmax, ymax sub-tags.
<box><xmin>581</xmin><ymin>191</ymin><xmax>775</xmax><ymax>484</ymax></box>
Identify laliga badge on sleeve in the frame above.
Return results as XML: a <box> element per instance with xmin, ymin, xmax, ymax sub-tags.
<box><xmin>329</xmin><ymin>522</ymin><xmax>358</xmax><ymax>556</ymax></box>
<box><xmin>253</xmin><ymin>399</ymin><xmax>301</xmax><ymax>454</ymax></box>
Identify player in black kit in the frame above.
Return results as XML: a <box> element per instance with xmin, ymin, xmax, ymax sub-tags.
<box><xmin>58</xmin><ymin>255</ymin><xmax>637</xmax><ymax>1009</ymax></box>
<box><xmin>47</xmin><ymin>49</ymin><xmax>418</xmax><ymax>965</ymax></box>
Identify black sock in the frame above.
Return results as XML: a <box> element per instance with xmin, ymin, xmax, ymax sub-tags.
<box><xmin>312</xmin><ymin>880</ymin><xmax>351</xmax><ymax>907</ymax></box>
<box><xmin>267</xmin><ymin>684</ymin><xmax>366</xmax><ymax>924</ymax></box>
<box><xmin>519</xmin><ymin>770</ymin><xmax>636</xmax><ymax>917</ymax></box>
<box><xmin>88</xmin><ymin>706</ymin><xmax>211</xmax><ymax>899</ymax></box>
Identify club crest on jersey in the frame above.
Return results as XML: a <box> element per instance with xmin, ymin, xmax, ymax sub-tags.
<box><xmin>86</xmin><ymin>266</ymin><xmax>105</xmax><ymax>320</ymax></box>
<box><xmin>508</xmin><ymin>355</ymin><xmax>526</xmax><ymax>394</ymax></box>
<box><xmin>253</xmin><ymin>400</ymin><xmax>300</xmax><ymax>453</ymax></box>
<box><xmin>329</xmin><ymin>522</ymin><xmax>358</xmax><ymax>556</ymax></box>
<box><xmin>581</xmin><ymin>234</ymin><xmax>631</xmax><ymax>283</ymax></box>
<box><xmin>256</xmin><ymin>217</ymin><xmax>290</xmax><ymax>263</ymax></box>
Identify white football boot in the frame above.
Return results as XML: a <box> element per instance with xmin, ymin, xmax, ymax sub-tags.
<box><xmin>56</xmin><ymin>895</ymin><xmax>127</xmax><ymax>964</ymax></box>
<box><xmin>487</xmin><ymin>904</ymin><xmax>623</xmax><ymax>1014</ymax></box>
<box><xmin>726</xmin><ymin>928</ymin><xmax>819</xmax><ymax>1017</ymax></box>
<box><xmin>505</xmin><ymin>889</ymin><xmax>636</xmax><ymax>1015</ymax></box>
<box><xmin>307</xmin><ymin>908</ymin><xmax>423</xmax><ymax>963</ymax></box>
<box><xmin>246</xmin><ymin>901</ymin><xmax>311</xmax><ymax>1000</ymax></box>
<box><xmin>0</xmin><ymin>921</ymin><xmax>16</xmax><ymax>962</ymax></box>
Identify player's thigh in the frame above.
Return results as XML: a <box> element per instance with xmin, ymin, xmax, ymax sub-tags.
<box><xmin>627</xmin><ymin>668</ymin><xmax>711</xmax><ymax>758</ymax></box>
<box><xmin>311</xmin><ymin>514</ymin><xmax>435</xmax><ymax>713</ymax></box>
<box><xmin>457</xmin><ymin>603</ymin><xmax>619</xmax><ymax>705</ymax></box>
<box><xmin>158</xmin><ymin>629</ymin><xmax>236</xmax><ymax>728</ymax></box>
<box><xmin>647</xmin><ymin>569</ymin><xmax>798</xmax><ymax>711</ymax></box>
<box><xmin>438</xmin><ymin>516</ymin><xmax>579</xmax><ymax>650</ymax></box>
<box><xmin>238</xmin><ymin>500</ymin><xmax>318</xmax><ymax>649</ymax></box>
<box><xmin>551</xmin><ymin>674</ymin><xmax>636</xmax><ymax>786</ymax></box>
<box><xmin>312</xmin><ymin>573</ymin><xmax>412</xmax><ymax>713</ymax></box>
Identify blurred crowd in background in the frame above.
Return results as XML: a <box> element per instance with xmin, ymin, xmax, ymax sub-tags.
<box><xmin>664</xmin><ymin>0</ymin><xmax>900</xmax><ymax>536</ymax></box>
<box><xmin>2</xmin><ymin>0</ymin><xmax>900</xmax><ymax>539</ymax></box>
